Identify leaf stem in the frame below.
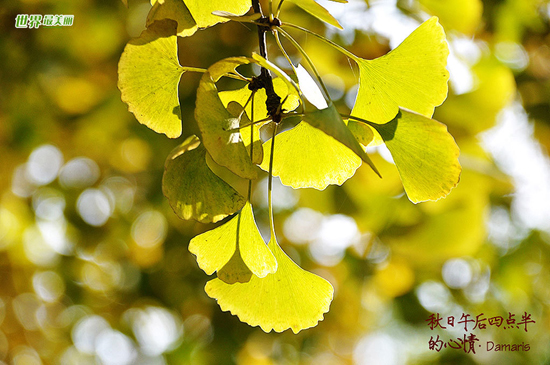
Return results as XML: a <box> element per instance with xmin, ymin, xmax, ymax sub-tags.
<box><xmin>276</xmin><ymin>0</ymin><xmax>286</xmax><ymax>18</ymax></box>
<box><xmin>344</xmin><ymin>114</ymin><xmax>378</xmax><ymax>128</ymax></box>
<box><xmin>268</xmin><ymin>123</ymin><xmax>278</xmax><ymax>234</ymax></box>
<box><xmin>273</xmin><ymin>30</ymin><xmax>307</xmax><ymax>113</ymax></box>
<box><xmin>281</xmin><ymin>22</ymin><xmax>360</xmax><ymax>62</ymax></box>
<box><xmin>276</xmin><ymin>27</ymin><xmax>332</xmax><ymax>103</ymax></box>
<box><xmin>248</xmin><ymin>92</ymin><xmax>256</xmax><ymax>201</ymax></box>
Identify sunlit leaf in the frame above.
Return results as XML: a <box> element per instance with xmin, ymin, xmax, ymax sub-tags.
<box><xmin>189</xmin><ymin>202</ymin><xmax>277</xmax><ymax>280</ymax></box>
<box><xmin>121</xmin><ymin>0</ymin><xmax>128</xmax><ymax>7</ymax></box>
<box><xmin>196</xmin><ymin>58</ymin><xmax>258</xmax><ymax>179</ymax></box>
<box><xmin>118</xmin><ymin>20</ymin><xmax>189</xmax><ymax>138</ymax></box>
<box><xmin>147</xmin><ymin>0</ymin><xmax>198</xmax><ymax>37</ymax></box>
<box><xmin>285</xmin><ymin>0</ymin><xmax>343</xmax><ymax>29</ymax></box>
<box><xmin>261</xmin><ymin>122</ymin><xmax>361</xmax><ymax>190</ymax></box>
<box><xmin>368</xmin><ymin>109</ymin><xmax>461</xmax><ymax>203</ymax></box>
<box><xmin>162</xmin><ymin>135</ymin><xmax>246</xmax><ymax>223</ymax></box>
<box><xmin>205</xmin><ymin>233</ymin><xmax>333</xmax><ymax>333</ymax></box>
<box><xmin>184</xmin><ymin>0</ymin><xmax>251</xmax><ymax>28</ymax></box>
<box><xmin>303</xmin><ymin>104</ymin><xmax>380</xmax><ymax>176</ymax></box>
<box><xmin>351</xmin><ymin>17</ymin><xmax>449</xmax><ymax>128</ymax></box>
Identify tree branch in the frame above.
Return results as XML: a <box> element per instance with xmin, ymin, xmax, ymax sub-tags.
<box><xmin>251</xmin><ymin>0</ymin><xmax>282</xmax><ymax>123</ymax></box>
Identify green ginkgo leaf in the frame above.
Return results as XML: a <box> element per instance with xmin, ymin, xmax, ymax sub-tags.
<box><xmin>205</xmin><ymin>232</ymin><xmax>333</xmax><ymax>333</ymax></box>
<box><xmin>368</xmin><ymin>109</ymin><xmax>461</xmax><ymax>203</ymax></box>
<box><xmin>189</xmin><ymin>202</ymin><xmax>277</xmax><ymax>280</ymax></box>
<box><xmin>351</xmin><ymin>16</ymin><xmax>449</xmax><ymax>128</ymax></box>
<box><xmin>195</xmin><ymin>58</ymin><xmax>258</xmax><ymax>180</ymax></box>
<box><xmin>149</xmin><ymin>0</ymin><xmax>251</xmax><ymax>36</ymax></box>
<box><xmin>147</xmin><ymin>0</ymin><xmax>198</xmax><ymax>37</ymax></box>
<box><xmin>118</xmin><ymin>20</ymin><xmax>195</xmax><ymax>138</ymax></box>
<box><xmin>261</xmin><ymin>122</ymin><xmax>361</xmax><ymax>190</ymax></box>
<box><xmin>162</xmin><ymin>135</ymin><xmax>246</xmax><ymax>223</ymax></box>
<box><xmin>286</xmin><ymin>0</ymin><xmax>343</xmax><ymax>29</ymax></box>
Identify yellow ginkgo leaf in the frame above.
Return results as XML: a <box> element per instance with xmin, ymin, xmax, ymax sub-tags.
<box><xmin>368</xmin><ymin>109</ymin><xmax>461</xmax><ymax>203</ymax></box>
<box><xmin>205</xmin><ymin>233</ymin><xmax>333</xmax><ymax>333</ymax></box>
<box><xmin>196</xmin><ymin>58</ymin><xmax>258</xmax><ymax>180</ymax></box>
<box><xmin>261</xmin><ymin>122</ymin><xmax>361</xmax><ymax>190</ymax></box>
<box><xmin>147</xmin><ymin>0</ymin><xmax>198</xmax><ymax>37</ymax></box>
<box><xmin>189</xmin><ymin>202</ymin><xmax>277</xmax><ymax>279</ymax></box>
<box><xmin>351</xmin><ymin>16</ymin><xmax>449</xmax><ymax>127</ymax></box>
<box><xmin>162</xmin><ymin>136</ymin><xmax>246</xmax><ymax>223</ymax></box>
<box><xmin>184</xmin><ymin>0</ymin><xmax>251</xmax><ymax>29</ymax></box>
<box><xmin>118</xmin><ymin>20</ymin><xmax>191</xmax><ymax>138</ymax></box>
<box><xmin>149</xmin><ymin>0</ymin><xmax>251</xmax><ymax>36</ymax></box>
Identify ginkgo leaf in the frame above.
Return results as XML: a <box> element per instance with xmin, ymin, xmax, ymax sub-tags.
<box><xmin>261</xmin><ymin>122</ymin><xmax>361</xmax><ymax>190</ymax></box>
<box><xmin>162</xmin><ymin>135</ymin><xmax>246</xmax><ymax>223</ymax></box>
<box><xmin>303</xmin><ymin>104</ymin><xmax>380</xmax><ymax>176</ymax></box>
<box><xmin>118</xmin><ymin>20</ymin><xmax>191</xmax><ymax>138</ymax></box>
<box><xmin>368</xmin><ymin>109</ymin><xmax>461</xmax><ymax>203</ymax></box>
<box><xmin>219</xmin><ymin>78</ymin><xmax>300</xmax><ymax>121</ymax></box>
<box><xmin>285</xmin><ymin>0</ymin><xmax>343</xmax><ymax>29</ymax></box>
<box><xmin>148</xmin><ymin>0</ymin><xmax>251</xmax><ymax>37</ymax></box>
<box><xmin>147</xmin><ymin>0</ymin><xmax>198</xmax><ymax>37</ymax></box>
<box><xmin>184</xmin><ymin>0</ymin><xmax>251</xmax><ymax>29</ymax></box>
<box><xmin>196</xmin><ymin>58</ymin><xmax>258</xmax><ymax>180</ymax></box>
<box><xmin>189</xmin><ymin>202</ymin><xmax>277</xmax><ymax>280</ymax></box>
<box><xmin>205</xmin><ymin>233</ymin><xmax>333</xmax><ymax>333</ymax></box>
<box><xmin>351</xmin><ymin>16</ymin><xmax>449</xmax><ymax>127</ymax></box>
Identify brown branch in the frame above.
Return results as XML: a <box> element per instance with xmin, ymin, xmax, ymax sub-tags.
<box><xmin>251</xmin><ymin>0</ymin><xmax>282</xmax><ymax>123</ymax></box>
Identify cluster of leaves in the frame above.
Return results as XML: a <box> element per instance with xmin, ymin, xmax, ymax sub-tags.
<box><xmin>118</xmin><ymin>0</ymin><xmax>461</xmax><ymax>333</ymax></box>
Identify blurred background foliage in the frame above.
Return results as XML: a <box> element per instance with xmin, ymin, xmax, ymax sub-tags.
<box><xmin>1</xmin><ymin>0</ymin><xmax>550</xmax><ymax>364</ymax></box>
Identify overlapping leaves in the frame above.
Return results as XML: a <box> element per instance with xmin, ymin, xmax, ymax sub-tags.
<box><xmin>118</xmin><ymin>0</ymin><xmax>461</xmax><ymax>333</ymax></box>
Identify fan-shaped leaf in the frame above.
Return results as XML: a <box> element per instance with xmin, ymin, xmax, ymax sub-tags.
<box><xmin>351</xmin><ymin>17</ymin><xmax>449</xmax><ymax>127</ymax></box>
<box><xmin>195</xmin><ymin>58</ymin><xmax>258</xmax><ymax>180</ymax></box>
<box><xmin>205</xmin><ymin>234</ymin><xmax>333</xmax><ymax>333</ymax></box>
<box><xmin>303</xmin><ymin>105</ymin><xmax>380</xmax><ymax>176</ymax></box>
<box><xmin>189</xmin><ymin>202</ymin><xmax>277</xmax><ymax>280</ymax></box>
<box><xmin>148</xmin><ymin>0</ymin><xmax>251</xmax><ymax>36</ymax></box>
<box><xmin>147</xmin><ymin>0</ymin><xmax>198</xmax><ymax>37</ymax></box>
<box><xmin>184</xmin><ymin>0</ymin><xmax>251</xmax><ymax>29</ymax></box>
<box><xmin>162</xmin><ymin>136</ymin><xmax>246</xmax><ymax>223</ymax></box>
<box><xmin>261</xmin><ymin>122</ymin><xmax>361</xmax><ymax>190</ymax></box>
<box><xmin>368</xmin><ymin>109</ymin><xmax>461</xmax><ymax>203</ymax></box>
<box><xmin>118</xmin><ymin>20</ymin><xmax>190</xmax><ymax>138</ymax></box>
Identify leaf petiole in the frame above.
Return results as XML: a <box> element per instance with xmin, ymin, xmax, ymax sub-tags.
<box><xmin>276</xmin><ymin>27</ymin><xmax>332</xmax><ymax>104</ymax></box>
<box><xmin>280</xmin><ymin>23</ymin><xmax>360</xmax><ymax>62</ymax></box>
